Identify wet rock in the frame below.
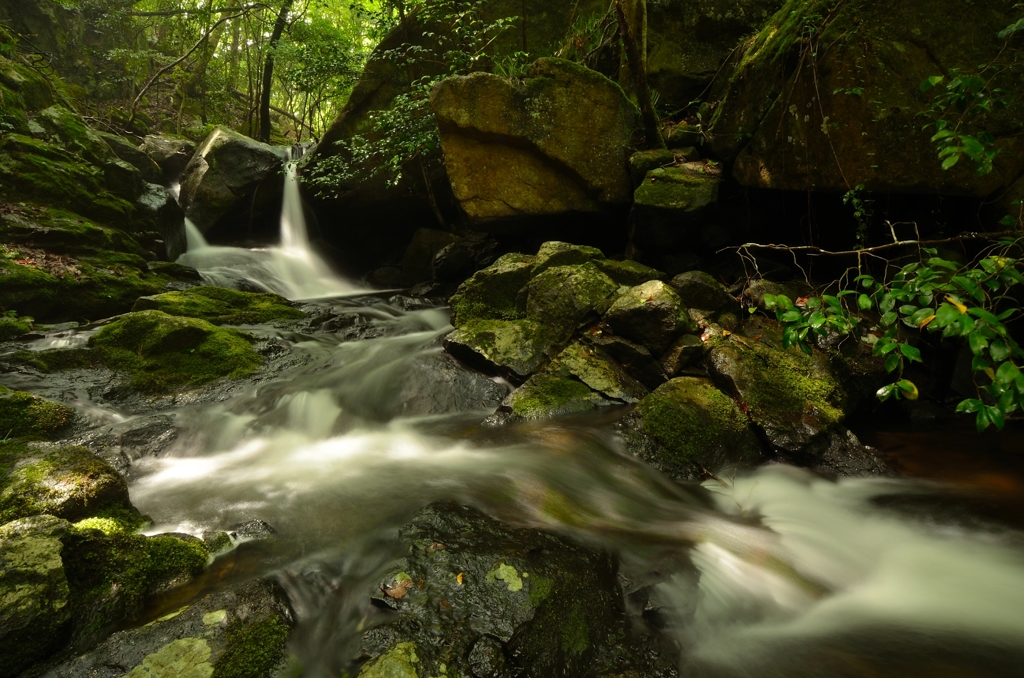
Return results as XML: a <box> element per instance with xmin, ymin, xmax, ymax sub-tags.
<box><xmin>709</xmin><ymin>0</ymin><xmax>1024</xmax><ymax>195</ymax></box>
<box><xmin>444</xmin><ymin>319</ymin><xmax>551</xmax><ymax>379</ymax></box>
<box><xmin>708</xmin><ymin>332</ymin><xmax>846</xmax><ymax>453</ymax></box>
<box><xmin>502</xmin><ymin>370</ymin><xmax>610</xmax><ymax>420</ymax></box>
<box><xmin>591</xmin><ymin>258</ymin><xmax>666</xmax><ymax>287</ymax></box>
<box><xmin>133</xmin><ymin>182</ymin><xmax>185</xmax><ymax>261</ymax></box>
<box><xmin>71</xmin><ymin>414</ymin><xmax>178</xmax><ymax>475</ymax></box>
<box><xmin>393</xmin><ymin>352</ymin><xmax>508</xmax><ymax>417</ymax></box>
<box><xmin>40</xmin><ymin>578</ymin><xmax>293</xmax><ymax>678</ymax></box>
<box><xmin>140</xmin><ymin>134</ymin><xmax>195</xmax><ymax>182</ymax></box>
<box><xmin>622</xmin><ymin>377</ymin><xmax>765</xmax><ymax>480</ymax></box>
<box><xmin>96</xmin><ymin>131</ymin><xmax>162</xmax><ymax>184</ymax></box>
<box><xmin>431</xmin><ymin>233</ymin><xmax>500</xmax><ymax>283</ymax></box>
<box><xmin>359</xmin><ymin>502</ymin><xmax>627</xmax><ymax>678</ymax></box>
<box><xmin>0</xmin><ymin>442</ymin><xmax>131</xmax><ymax>524</ymax></box>
<box><xmin>530</xmin><ymin>241</ymin><xmax>603</xmax><ymax>276</ymax></box>
<box><xmin>603</xmin><ymin>280</ymin><xmax>697</xmax><ymax>354</ymax></box>
<box><xmin>177</xmin><ymin>126</ymin><xmax>287</xmax><ymax>235</ymax></box>
<box><xmin>807</xmin><ymin>427</ymin><xmax>896</xmax><ymax>478</ymax></box>
<box><xmin>551</xmin><ymin>342</ymin><xmax>648</xmax><ymax>403</ymax></box>
<box><xmin>431</xmin><ymin>59</ymin><xmax>634</xmax><ymax>225</ymax></box>
<box><xmin>227</xmin><ymin>519</ymin><xmax>277</xmax><ymax>541</ymax></box>
<box><xmin>33</xmin><ymin>105</ymin><xmax>116</xmax><ymax>167</ymax></box>
<box><xmin>448</xmin><ymin>253</ymin><xmax>535</xmax><ymax>327</ymax></box>
<box><xmin>630</xmin><ymin>163</ymin><xmax>722</xmax><ymax>251</ymax></box>
<box><xmin>132</xmin><ymin>285</ymin><xmax>304</xmax><ymax>325</ymax></box>
<box><xmin>0</xmin><ymin>515</ymin><xmax>73</xmax><ymax>677</ymax></box>
<box><xmin>669</xmin><ymin>271</ymin><xmax>738</xmax><ymax>315</ymax></box>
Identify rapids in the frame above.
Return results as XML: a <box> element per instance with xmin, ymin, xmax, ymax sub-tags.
<box><xmin>63</xmin><ymin>160</ymin><xmax>1024</xmax><ymax>675</ymax></box>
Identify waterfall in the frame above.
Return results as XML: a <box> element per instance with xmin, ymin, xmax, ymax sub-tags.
<box><xmin>176</xmin><ymin>146</ymin><xmax>359</xmax><ymax>301</ymax></box>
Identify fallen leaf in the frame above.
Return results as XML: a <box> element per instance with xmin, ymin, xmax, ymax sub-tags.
<box><xmin>919</xmin><ymin>314</ymin><xmax>936</xmax><ymax>329</ymax></box>
<box><xmin>456</xmin><ymin>572</ymin><xmax>464</xmax><ymax>585</ymax></box>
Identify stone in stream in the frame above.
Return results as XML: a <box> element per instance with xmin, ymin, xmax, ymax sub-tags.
<box><xmin>132</xmin><ymin>285</ymin><xmax>304</xmax><ymax>326</ymax></box>
<box><xmin>133</xmin><ymin>182</ymin><xmax>186</xmax><ymax>261</ymax></box>
<box><xmin>621</xmin><ymin>377</ymin><xmax>765</xmax><ymax>481</ymax></box>
<box><xmin>38</xmin><ymin>578</ymin><xmax>294</xmax><ymax>678</ymax></box>
<box><xmin>177</xmin><ymin>126</ymin><xmax>288</xmax><ymax>236</ymax></box>
<box><xmin>602</xmin><ymin>280</ymin><xmax>697</xmax><ymax>355</ymax></box>
<box><xmin>358</xmin><ymin>502</ymin><xmax>676</xmax><ymax>678</ymax></box>
<box><xmin>521</xmin><ymin>262</ymin><xmax>619</xmax><ymax>345</ymax></box>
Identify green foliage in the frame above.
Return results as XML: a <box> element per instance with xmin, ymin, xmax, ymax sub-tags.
<box><xmin>842</xmin><ymin>184</ymin><xmax>874</xmax><ymax>247</ymax></box>
<box><xmin>762</xmin><ymin>244</ymin><xmax>1024</xmax><ymax>430</ymax></box>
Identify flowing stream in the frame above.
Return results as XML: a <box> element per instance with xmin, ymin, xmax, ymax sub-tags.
<box><xmin>83</xmin><ymin>164</ymin><xmax>1024</xmax><ymax>675</ymax></box>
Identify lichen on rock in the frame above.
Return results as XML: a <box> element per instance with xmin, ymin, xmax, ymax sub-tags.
<box><xmin>132</xmin><ymin>286</ymin><xmax>303</xmax><ymax>325</ymax></box>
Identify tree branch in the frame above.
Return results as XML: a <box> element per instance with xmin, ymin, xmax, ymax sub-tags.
<box><xmin>728</xmin><ymin>230</ymin><xmax>1021</xmax><ymax>258</ymax></box>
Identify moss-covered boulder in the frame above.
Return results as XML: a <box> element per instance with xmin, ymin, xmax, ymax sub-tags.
<box><xmin>444</xmin><ymin>318</ymin><xmax>551</xmax><ymax>378</ymax></box>
<box><xmin>358</xmin><ymin>502</ymin><xmax>666</xmax><ymax>678</ymax></box>
<box><xmin>531</xmin><ymin>241</ymin><xmax>603</xmax><ymax>276</ymax></box>
<box><xmin>591</xmin><ymin>258</ymin><xmax>666</xmax><ymax>287</ymax></box>
<box><xmin>551</xmin><ymin>342</ymin><xmax>648</xmax><ymax>403</ymax></box>
<box><xmin>504</xmin><ymin>370</ymin><xmax>610</xmax><ymax>420</ymax></box>
<box><xmin>660</xmin><ymin>333</ymin><xmax>705</xmax><ymax>377</ymax></box>
<box><xmin>669</xmin><ymin>271</ymin><xmax>737</xmax><ymax>314</ymax></box>
<box><xmin>431</xmin><ymin>59</ymin><xmax>635</xmax><ymax>225</ymax></box>
<box><xmin>523</xmin><ymin>262</ymin><xmax>619</xmax><ymax>343</ymax></box>
<box><xmin>0</xmin><ymin>313</ymin><xmax>32</xmax><ymax>341</ymax></box>
<box><xmin>0</xmin><ymin>386</ymin><xmax>74</xmax><ymax>439</ymax></box>
<box><xmin>623</xmin><ymin>377</ymin><xmax>764</xmax><ymax>480</ymax></box>
<box><xmin>140</xmin><ymin>134</ymin><xmax>196</xmax><ymax>182</ymax></box>
<box><xmin>448</xmin><ymin>252</ymin><xmax>535</xmax><ymax>326</ymax></box>
<box><xmin>603</xmin><ymin>280</ymin><xmax>697</xmax><ymax>354</ymax></box>
<box><xmin>87</xmin><ymin>310</ymin><xmax>262</xmax><ymax>393</ymax></box>
<box><xmin>96</xmin><ymin>131</ymin><xmax>163</xmax><ymax>184</ymax></box>
<box><xmin>132</xmin><ymin>286</ymin><xmax>303</xmax><ymax>325</ymax></box>
<box><xmin>43</xmin><ymin>578</ymin><xmax>292</xmax><ymax>678</ymax></box>
<box><xmin>0</xmin><ymin>515</ymin><xmax>73</xmax><ymax>677</ymax></box>
<box><xmin>177</xmin><ymin>126</ymin><xmax>287</xmax><ymax>235</ymax></box>
<box><xmin>0</xmin><ymin>442</ymin><xmax>131</xmax><ymax>524</ymax></box>
<box><xmin>708</xmin><ymin>331</ymin><xmax>846</xmax><ymax>452</ymax></box>
<box><xmin>629</xmin><ymin>148</ymin><xmax>675</xmax><ymax>187</ymax></box>
<box><xmin>709</xmin><ymin>0</ymin><xmax>1024</xmax><ymax>195</ymax></box>
<box><xmin>630</xmin><ymin>163</ymin><xmax>722</xmax><ymax>251</ymax></box>
<box><xmin>588</xmin><ymin>332</ymin><xmax>668</xmax><ymax>389</ymax></box>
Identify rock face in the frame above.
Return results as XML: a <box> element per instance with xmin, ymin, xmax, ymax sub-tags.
<box><xmin>140</xmin><ymin>134</ymin><xmax>196</xmax><ymax>182</ymax></box>
<box><xmin>40</xmin><ymin>578</ymin><xmax>293</xmax><ymax>678</ymax></box>
<box><xmin>709</xmin><ymin>0</ymin><xmax>1024</xmax><ymax>195</ymax></box>
<box><xmin>431</xmin><ymin>59</ymin><xmax>635</xmax><ymax>225</ymax></box>
<box><xmin>177</xmin><ymin>126</ymin><xmax>287</xmax><ymax>235</ymax></box>
<box><xmin>630</xmin><ymin>163</ymin><xmax>722</xmax><ymax>252</ymax></box>
<box><xmin>646</xmin><ymin>0</ymin><xmax>784</xmax><ymax>110</ymax></box>
<box><xmin>133</xmin><ymin>182</ymin><xmax>186</xmax><ymax>260</ymax></box>
<box><xmin>359</xmin><ymin>502</ymin><xmax>670</xmax><ymax>678</ymax></box>
<box><xmin>0</xmin><ymin>516</ymin><xmax>73</xmax><ymax>677</ymax></box>
<box><xmin>622</xmin><ymin>377</ymin><xmax>764</xmax><ymax>480</ymax></box>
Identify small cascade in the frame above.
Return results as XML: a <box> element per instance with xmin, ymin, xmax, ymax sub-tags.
<box><xmin>175</xmin><ymin>144</ymin><xmax>359</xmax><ymax>301</ymax></box>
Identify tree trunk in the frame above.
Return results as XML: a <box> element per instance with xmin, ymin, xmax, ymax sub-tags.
<box><xmin>615</xmin><ymin>0</ymin><xmax>663</xmax><ymax>149</ymax></box>
<box><xmin>258</xmin><ymin>0</ymin><xmax>293</xmax><ymax>142</ymax></box>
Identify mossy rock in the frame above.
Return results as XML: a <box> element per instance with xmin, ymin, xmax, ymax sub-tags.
<box><xmin>708</xmin><ymin>330</ymin><xmax>846</xmax><ymax>452</ymax></box>
<box><xmin>505</xmin><ymin>370</ymin><xmax>609</xmax><ymax>420</ymax></box>
<box><xmin>623</xmin><ymin>377</ymin><xmax>764</xmax><ymax>480</ymax></box>
<box><xmin>0</xmin><ymin>386</ymin><xmax>74</xmax><ymax>439</ymax></box>
<box><xmin>0</xmin><ymin>442</ymin><xmax>131</xmax><ymax>524</ymax></box>
<box><xmin>523</xmin><ymin>262</ymin><xmax>619</xmax><ymax>343</ymax></box>
<box><xmin>629</xmin><ymin>148</ymin><xmax>675</xmax><ymax>187</ymax></box>
<box><xmin>630</xmin><ymin>163</ymin><xmax>721</xmax><ymax>250</ymax></box>
<box><xmin>669</xmin><ymin>271</ymin><xmax>738</xmax><ymax>314</ymax></box>
<box><xmin>0</xmin><ymin>313</ymin><xmax>32</xmax><ymax>341</ymax></box>
<box><xmin>33</xmin><ymin>105</ymin><xmax>115</xmax><ymax>166</ymax></box>
<box><xmin>0</xmin><ymin>515</ymin><xmax>73</xmax><ymax>677</ymax></box>
<box><xmin>603</xmin><ymin>280</ymin><xmax>697</xmax><ymax>355</ymax></box>
<box><xmin>45</xmin><ymin>578</ymin><xmax>293</xmax><ymax>678</ymax></box>
<box><xmin>88</xmin><ymin>310</ymin><xmax>262</xmax><ymax>393</ymax></box>
<box><xmin>550</xmin><ymin>342</ymin><xmax>648</xmax><ymax>403</ymax></box>
<box><xmin>530</xmin><ymin>241</ymin><xmax>603</xmax><ymax>276</ymax></box>
<box><xmin>358</xmin><ymin>502</ymin><xmax>628</xmax><ymax>678</ymax></box>
<box><xmin>591</xmin><ymin>258</ymin><xmax>666</xmax><ymax>287</ymax></box>
<box><xmin>0</xmin><ymin>202</ymin><xmax>149</xmax><ymax>259</ymax></box>
<box><xmin>132</xmin><ymin>286</ymin><xmax>304</xmax><ymax>325</ymax></box>
<box><xmin>444</xmin><ymin>318</ymin><xmax>551</xmax><ymax>378</ymax></box>
<box><xmin>449</xmin><ymin>252</ymin><xmax>535</xmax><ymax>326</ymax></box>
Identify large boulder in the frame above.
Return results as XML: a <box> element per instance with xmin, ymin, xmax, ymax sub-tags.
<box><xmin>630</xmin><ymin>163</ymin><xmax>723</xmax><ymax>253</ymax></box>
<box><xmin>622</xmin><ymin>377</ymin><xmax>765</xmax><ymax>480</ymax></box>
<box><xmin>708</xmin><ymin>0</ymin><xmax>1024</xmax><ymax>195</ymax></box>
<box><xmin>358</xmin><ymin>502</ymin><xmax>670</xmax><ymax>678</ymax></box>
<box><xmin>646</xmin><ymin>0</ymin><xmax>785</xmax><ymax>110</ymax></box>
<box><xmin>177</xmin><ymin>126</ymin><xmax>287</xmax><ymax>236</ymax></box>
<box><xmin>431</xmin><ymin>59</ymin><xmax>635</xmax><ymax>225</ymax></box>
<box><xmin>602</xmin><ymin>280</ymin><xmax>697</xmax><ymax>354</ymax></box>
<box><xmin>140</xmin><ymin>134</ymin><xmax>196</xmax><ymax>182</ymax></box>
<box><xmin>97</xmin><ymin>132</ymin><xmax>163</xmax><ymax>184</ymax></box>
<box><xmin>133</xmin><ymin>182</ymin><xmax>186</xmax><ymax>260</ymax></box>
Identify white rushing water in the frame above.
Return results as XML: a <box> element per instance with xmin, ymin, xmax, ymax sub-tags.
<box><xmin>106</xmin><ymin>153</ymin><xmax>1024</xmax><ymax>676</ymax></box>
<box><xmin>176</xmin><ymin>153</ymin><xmax>360</xmax><ymax>301</ymax></box>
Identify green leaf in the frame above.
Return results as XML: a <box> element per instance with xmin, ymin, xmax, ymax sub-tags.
<box><xmin>896</xmin><ymin>379</ymin><xmax>919</xmax><ymax>400</ymax></box>
<box><xmin>856</xmin><ymin>275</ymin><xmax>875</xmax><ymax>288</ymax></box>
<box><xmin>976</xmin><ymin>408</ymin><xmax>991</xmax><ymax>431</ymax></box>
<box><xmin>899</xmin><ymin>304</ymin><xmax>918</xmax><ymax>316</ymax></box>
<box><xmin>968</xmin><ymin>307</ymin><xmax>1001</xmax><ymax>325</ymax></box>
<box><xmin>972</xmin><ymin>355</ymin><xmax>991</xmax><ymax>371</ymax></box>
<box><xmin>899</xmin><ymin>344</ymin><xmax>923</xmax><ymax>362</ymax></box>
<box><xmin>881</xmin><ymin>311</ymin><xmax>898</xmax><ymax>326</ymax></box>
<box><xmin>987</xmin><ymin>405</ymin><xmax>1006</xmax><ymax>430</ymax></box>
<box><xmin>991</xmin><ymin>340</ymin><xmax>1011</xmax><ymax>362</ymax></box>
<box><xmin>956</xmin><ymin>398</ymin><xmax>983</xmax><ymax>413</ymax></box>
<box><xmin>885</xmin><ymin>352</ymin><xmax>901</xmax><ymax>373</ymax></box>
<box><xmin>762</xmin><ymin>293</ymin><xmax>777</xmax><ymax>308</ymax></box>
<box><xmin>995</xmin><ymin>361</ymin><xmax>1020</xmax><ymax>384</ymax></box>
<box><xmin>941</xmin><ymin>154</ymin><xmax>961</xmax><ymax>170</ymax></box>
<box><xmin>969</xmin><ymin>332</ymin><xmax>989</xmax><ymax>355</ymax></box>
<box><xmin>876</xmin><ymin>384</ymin><xmax>896</xmax><ymax>401</ymax></box>
<box><xmin>920</xmin><ymin>75</ymin><xmax>944</xmax><ymax>91</ymax></box>
<box><xmin>858</xmin><ymin>294</ymin><xmax>873</xmax><ymax>310</ymax></box>
<box><xmin>781</xmin><ymin>310</ymin><xmax>803</xmax><ymax>322</ymax></box>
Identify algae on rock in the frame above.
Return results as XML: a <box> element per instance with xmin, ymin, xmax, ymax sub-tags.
<box><xmin>132</xmin><ymin>286</ymin><xmax>303</xmax><ymax>325</ymax></box>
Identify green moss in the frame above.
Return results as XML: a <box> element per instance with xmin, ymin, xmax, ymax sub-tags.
<box><xmin>508</xmin><ymin>371</ymin><xmax>604</xmax><ymax>419</ymax></box>
<box><xmin>0</xmin><ymin>313</ymin><xmax>32</xmax><ymax>340</ymax></box>
<box><xmin>89</xmin><ymin>310</ymin><xmax>261</xmax><ymax>393</ymax></box>
<box><xmin>147</xmin><ymin>535</ymin><xmax>208</xmax><ymax>584</ymax></box>
<box><xmin>124</xmin><ymin>638</ymin><xmax>213</xmax><ymax>678</ymax></box>
<box><xmin>448</xmin><ymin>253</ymin><xmax>534</xmax><ymax>326</ymax></box>
<box><xmin>0</xmin><ymin>386</ymin><xmax>74</xmax><ymax>439</ymax></box>
<box><xmin>357</xmin><ymin>642</ymin><xmax>420</xmax><ymax>678</ymax></box>
<box><xmin>446</xmin><ymin>318</ymin><xmax>552</xmax><ymax>377</ymax></box>
<box><xmin>633</xmin><ymin>167</ymin><xmax>719</xmax><ymax>211</ymax></box>
<box><xmin>528</xmin><ymin>576</ymin><xmax>554</xmax><ymax>607</ymax></box>
<box><xmin>530</xmin><ymin>241</ymin><xmax>603</xmax><ymax>276</ymax></box>
<box><xmin>524</xmin><ymin>262</ymin><xmax>619</xmax><ymax>339</ymax></box>
<box><xmin>560</xmin><ymin>603</ymin><xmax>590</xmax><ymax>654</ymax></box>
<box><xmin>591</xmin><ymin>259</ymin><xmax>665</xmax><ymax>286</ymax></box>
<box><xmin>213</xmin><ymin>616</ymin><xmax>291</xmax><ymax>678</ymax></box>
<box><xmin>133</xmin><ymin>286</ymin><xmax>304</xmax><ymax>325</ymax></box>
<box><xmin>638</xmin><ymin>378</ymin><xmax>752</xmax><ymax>463</ymax></box>
<box><xmin>0</xmin><ymin>203</ymin><xmax>149</xmax><ymax>259</ymax></box>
